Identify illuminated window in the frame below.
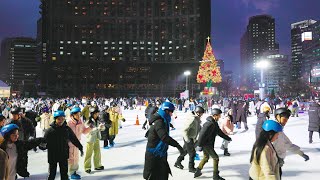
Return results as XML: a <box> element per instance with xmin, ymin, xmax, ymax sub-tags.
<box><xmin>126</xmin><ymin>41</ymin><xmax>130</xmax><ymax>44</ymax></box>
<box><xmin>75</xmin><ymin>41</ymin><xmax>79</xmax><ymax>44</ymax></box>
<box><xmin>97</xmin><ymin>41</ymin><xmax>101</xmax><ymax>44</ymax></box>
<box><xmin>82</xmin><ymin>41</ymin><xmax>86</xmax><ymax>44</ymax></box>
<box><xmin>148</xmin><ymin>42</ymin><xmax>151</xmax><ymax>45</ymax></box>
<box><xmin>90</xmin><ymin>41</ymin><xmax>93</xmax><ymax>44</ymax></box>
<box><xmin>60</xmin><ymin>47</ymin><xmax>63</xmax><ymax>50</ymax></box>
<box><xmin>162</xmin><ymin>46</ymin><xmax>165</xmax><ymax>50</ymax></box>
<box><xmin>82</xmin><ymin>51</ymin><xmax>86</xmax><ymax>55</ymax></box>
<box><xmin>104</xmin><ymin>47</ymin><xmax>108</xmax><ymax>50</ymax></box>
<box><xmin>119</xmin><ymin>52</ymin><xmax>123</xmax><ymax>55</ymax></box>
<box><xmin>52</xmin><ymin>57</ymin><xmax>56</xmax><ymax>60</ymax></box>
<box><xmin>60</xmin><ymin>41</ymin><xmax>64</xmax><ymax>44</ymax></box>
<box><xmin>169</xmin><ymin>41</ymin><xmax>172</xmax><ymax>44</ymax></box>
<box><xmin>67</xmin><ymin>41</ymin><xmax>71</xmax><ymax>44</ymax></box>
<box><xmin>155</xmin><ymin>42</ymin><xmax>158</xmax><ymax>45</ymax></box>
<box><xmin>104</xmin><ymin>52</ymin><xmax>108</xmax><ymax>55</ymax></box>
<box><xmin>60</xmin><ymin>51</ymin><xmax>64</xmax><ymax>55</ymax></box>
<box><xmin>112</xmin><ymin>57</ymin><xmax>116</xmax><ymax>61</ymax></box>
<box><xmin>119</xmin><ymin>41</ymin><xmax>123</xmax><ymax>44</ymax></box>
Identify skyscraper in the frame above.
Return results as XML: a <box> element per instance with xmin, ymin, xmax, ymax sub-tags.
<box><xmin>240</xmin><ymin>15</ymin><xmax>279</xmax><ymax>89</ymax></box>
<box><xmin>39</xmin><ymin>0</ymin><xmax>211</xmax><ymax>97</ymax></box>
<box><xmin>0</xmin><ymin>37</ymin><xmax>38</xmax><ymax>96</ymax></box>
<box><xmin>291</xmin><ymin>19</ymin><xmax>317</xmax><ymax>80</ymax></box>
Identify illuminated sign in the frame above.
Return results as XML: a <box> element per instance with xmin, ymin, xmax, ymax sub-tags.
<box><xmin>302</xmin><ymin>32</ymin><xmax>312</xmax><ymax>42</ymax></box>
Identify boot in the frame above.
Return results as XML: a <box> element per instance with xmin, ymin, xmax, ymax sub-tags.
<box><xmin>223</xmin><ymin>148</ymin><xmax>230</xmax><ymax>156</ymax></box>
<box><xmin>194</xmin><ymin>168</ymin><xmax>202</xmax><ymax>178</ymax></box>
<box><xmin>213</xmin><ymin>171</ymin><xmax>225</xmax><ymax>180</ymax></box>
<box><xmin>189</xmin><ymin>162</ymin><xmax>196</xmax><ymax>173</ymax></box>
<box><xmin>174</xmin><ymin>162</ymin><xmax>184</xmax><ymax>169</ymax></box>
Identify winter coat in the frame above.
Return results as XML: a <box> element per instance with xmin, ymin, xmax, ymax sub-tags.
<box><xmin>85</xmin><ymin>117</ymin><xmax>103</xmax><ymax>143</ymax></box>
<box><xmin>236</xmin><ymin>101</ymin><xmax>248</xmax><ymax>123</ymax></box>
<box><xmin>109</xmin><ymin>108</ymin><xmax>123</xmax><ymax>136</ymax></box>
<box><xmin>43</xmin><ymin>121</ymin><xmax>83</xmax><ymax>164</ymax></box>
<box><xmin>25</xmin><ymin>111</ymin><xmax>38</xmax><ymax>128</ymax></box>
<box><xmin>197</xmin><ymin>116</ymin><xmax>231</xmax><ymax>148</ymax></box>
<box><xmin>220</xmin><ymin>115</ymin><xmax>234</xmax><ymax>135</ymax></box>
<box><xmin>99</xmin><ymin>111</ymin><xmax>111</xmax><ymax>139</ymax></box>
<box><xmin>7</xmin><ymin>118</ymin><xmax>34</xmax><ymax>141</ymax></box>
<box><xmin>67</xmin><ymin>117</ymin><xmax>91</xmax><ymax>165</ymax></box>
<box><xmin>81</xmin><ymin>105</ymin><xmax>90</xmax><ymax>121</ymax></box>
<box><xmin>0</xmin><ymin>148</ymin><xmax>9</xmax><ymax>180</ymax></box>
<box><xmin>143</xmin><ymin>114</ymin><xmax>181</xmax><ymax>179</ymax></box>
<box><xmin>273</xmin><ymin>131</ymin><xmax>304</xmax><ymax>159</ymax></box>
<box><xmin>308</xmin><ymin>102</ymin><xmax>320</xmax><ymax>132</ymax></box>
<box><xmin>40</xmin><ymin>113</ymin><xmax>52</xmax><ymax>130</ymax></box>
<box><xmin>255</xmin><ymin>113</ymin><xmax>269</xmax><ymax>138</ymax></box>
<box><xmin>0</xmin><ymin>138</ymin><xmax>43</xmax><ymax>178</ymax></box>
<box><xmin>182</xmin><ymin>111</ymin><xmax>201</xmax><ymax>143</ymax></box>
<box><xmin>249</xmin><ymin>141</ymin><xmax>280</xmax><ymax>180</ymax></box>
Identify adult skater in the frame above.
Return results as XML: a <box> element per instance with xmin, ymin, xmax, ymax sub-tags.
<box><xmin>143</xmin><ymin>102</ymin><xmax>184</xmax><ymax>180</ymax></box>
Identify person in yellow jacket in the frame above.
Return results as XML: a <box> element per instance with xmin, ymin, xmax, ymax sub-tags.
<box><xmin>249</xmin><ymin>120</ymin><xmax>282</xmax><ymax>180</ymax></box>
<box><xmin>81</xmin><ymin>103</ymin><xmax>90</xmax><ymax>122</ymax></box>
<box><xmin>84</xmin><ymin>107</ymin><xmax>105</xmax><ymax>174</ymax></box>
<box><xmin>108</xmin><ymin>103</ymin><xmax>125</xmax><ymax>148</ymax></box>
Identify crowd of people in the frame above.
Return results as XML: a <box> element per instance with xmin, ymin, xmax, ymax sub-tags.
<box><xmin>0</xmin><ymin>96</ymin><xmax>318</xmax><ymax>180</ymax></box>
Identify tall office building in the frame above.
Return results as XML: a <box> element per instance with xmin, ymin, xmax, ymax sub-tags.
<box><xmin>39</xmin><ymin>0</ymin><xmax>211</xmax><ymax>97</ymax></box>
<box><xmin>301</xmin><ymin>21</ymin><xmax>320</xmax><ymax>89</ymax></box>
<box><xmin>0</xmin><ymin>38</ymin><xmax>38</xmax><ymax>96</ymax></box>
<box><xmin>291</xmin><ymin>19</ymin><xmax>317</xmax><ymax>80</ymax></box>
<box><xmin>240</xmin><ymin>15</ymin><xmax>279</xmax><ymax>89</ymax></box>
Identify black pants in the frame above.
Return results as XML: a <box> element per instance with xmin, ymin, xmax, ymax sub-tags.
<box><xmin>48</xmin><ymin>160</ymin><xmax>68</xmax><ymax>180</ymax></box>
<box><xmin>309</xmin><ymin>130</ymin><xmax>320</xmax><ymax>142</ymax></box>
<box><xmin>109</xmin><ymin>135</ymin><xmax>116</xmax><ymax>145</ymax></box>
<box><xmin>103</xmin><ymin>128</ymin><xmax>110</xmax><ymax>147</ymax></box>
<box><xmin>176</xmin><ymin>140</ymin><xmax>196</xmax><ymax>167</ymax></box>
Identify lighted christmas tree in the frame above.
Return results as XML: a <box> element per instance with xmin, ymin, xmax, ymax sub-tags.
<box><xmin>197</xmin><ymin>37</ymin><xmax>222</xmax><ymax>88</ymax></box>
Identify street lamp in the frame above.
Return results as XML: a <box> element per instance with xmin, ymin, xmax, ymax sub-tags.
<box><xmin>256</xmin><ymin>60</ymin><xmax>270</xmax><ymax>100</ymax></box>
<box><xmin>184</xmin><ymin>71</ymin><xmax>191</xmax><ymax>98</ymax></box>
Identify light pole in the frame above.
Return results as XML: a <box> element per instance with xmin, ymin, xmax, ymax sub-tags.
<box><xmin>256</xmin><ymin>60</ymin><xmax>270</xmax><ymax>100</ymax></box>
<box><xmin>184</xmin><ymin>70</ymin><xmax>191</xmax><ymax>98</ymax></box>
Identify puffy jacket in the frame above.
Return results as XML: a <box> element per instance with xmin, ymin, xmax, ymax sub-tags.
<box><xmin>182</xmin><ymin>111</ymin><xmax>201</xmax><ymax>142</ymax></box>
<box><xmin>85</xmin><ymin>117</ymin><xmax>103</xmax><ymax>143</ymax></box>
<box><xmin>7</xmin><ymin>118</ymin><xmax>35</xmax><ymax>141</ymax></box>
<box><xmin>255</xmin><ymin>113</ymin><xmax>268</xmax><ymax>138</ymax></box>
<box><xmin>308</xmin><ymin>102</ymin><xmax>320</xmax><ymax>132</ymax></box>
<box><xmin>0</xmin><ymin>148</ymin><xmax>9</xmax><ymax>180</ymax></box>
<box><xmin>197</xmin><ymin>116</ymin><xmax>231</xmax><ymax>148</ymax></box>
<box><xmin>249</xmin><ymin>141</ymin><xmax>280</xmax><ymax>180</ymax></box>
<box><xmin>273</xmin><ymin>131</ymin><xmax>304</xmax><ymax>159</ymax></box>
<box><xmin>40</xmin><ymin>113</ymin><xmax>53</xmax><ymax>130</ymax></box>
<box><xmin>43</xmin><ymin>121</ymin><xmax>83</xmax><ymax>163</ymax></box>
<box><xmin>220</xmin><ymin>115</ymin><xmax>234</xmax><ymax>135</ymax></box>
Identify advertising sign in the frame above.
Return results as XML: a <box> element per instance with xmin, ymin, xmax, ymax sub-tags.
<box><xmin>302</xmin><ymin>32</ymin><xmax>312</xmax><ymax>42</ymax></box>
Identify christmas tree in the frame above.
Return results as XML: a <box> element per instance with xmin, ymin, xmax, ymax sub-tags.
<box><xmin>197</xmin><ymin>37</ymin><xmax>222</xmax><ymax>87</ymax></box>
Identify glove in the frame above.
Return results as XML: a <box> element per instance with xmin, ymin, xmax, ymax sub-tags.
<box><xmin>227</xmin><ymin>137</ymin><xmax>232</xmax><ymax>141</ymax></box>
<box><xmin>80</xmin><ymin>149</ymin><xmax>84</xmax><ymax>157</ymax></box>
<box><xmin>278</xmin><ymin>158</ymin><xmax>284</xmax><ymax>167</ymax></box>
<box><xmin>302</xmin><ymin>154</ymin><xmax>309</xmax><ymax>161</ymax></box>
<box><xmin>122</xmin><ymin>118</ymin><xmax>126</xmax><ymax>122</ymax></box>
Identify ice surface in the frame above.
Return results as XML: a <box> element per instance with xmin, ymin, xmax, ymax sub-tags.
<box><xmin>21</xmin><ymin>109</ymin><xmax>320</xmax><ymax>180</ymax></box>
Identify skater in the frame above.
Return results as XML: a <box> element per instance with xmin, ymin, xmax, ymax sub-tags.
<box><xmin>236</xmin><ymin>100</ymin><xmax>249</xmax><ymax>130</ymax></box>
<box><xmin>67</xmin><ymin>107</ymin><xmax>91</xmax><ymax>179</ymax></box>
<box><xmin>84</xmin><ymin>107</ymin><xmax>105</xmax><ymax>174</ymax></box>
<box><xmin>108</xmin><ymin>103</ymin><xmax>125</xmax><ymax>148</ymax></box>
<box><xmin>272</xmin><ymin>108</ymin><xmax>309</xmax><ymax>178</ymax></box>
<box><xmin>255</xmin><ymin>106</ymin><xmax>271</xmax><ymax>139</ymax></box>
<box><xmin>220</xmin><ymin>109</ymin><xmax>234</xmax><ymax>156</ymax></box>
<box><xmin>0</xmin><ymin>124</ymin><xmax>43</xmax><ymax>180</ymax></box>
<box><xmin>142</xmin><ymin>103</ymin><xmax>154</xmax><ymax>130</ymax></box>
<box><xmin>174</xmin><ymin>106</ymin><xmax>204</xmax><ymax>173</ymax></box>
<box><xmin>249</xmin><ymin>120</ymin><xmax>283</xmax><ymax>179</ymax></box>
<box><xmin>194</xmin><ymin>108</ymin><xmax>232</xmax><ymax>179</ymax></box>
<box><xmin>307</xmin><ymin>100</ymin><xmax>320</xmax><ymax>144</ymax></box>
<box><xmin>42</xmin><ymin>110</ymin><xmax>84</xmax><ymax>180</ymax></box>
<box><xmin>143</xmin><ymin>102</ymin><xmax>184</xmax><ymax>180</ymax></box>
<box><xmin>99</xmin><ymin>106</ymin><xmax>112</xmax><ymax>149</ymax></box>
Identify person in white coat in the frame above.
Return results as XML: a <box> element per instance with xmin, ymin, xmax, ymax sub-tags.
<box><xmin>272</xmin><ymin>108</ymin><xmax>309</xmax><ymax>178</ymax></box>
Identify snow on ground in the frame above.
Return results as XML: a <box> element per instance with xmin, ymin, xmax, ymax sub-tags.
<box><xmin>21</xmin><ymin>109</ymin><xmax>320</xmax><ymax>180</ymax></box>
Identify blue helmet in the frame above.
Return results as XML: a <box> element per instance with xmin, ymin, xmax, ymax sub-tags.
<box><xmin>53</xmin><ymin>110</ymin><xmax>65</xmax><ymax>118</ymax></box>
<box><xmin>66</xmin><ymin>103</ymin><xmax>72</xmax><ymax>108</ymax></box>
<box><xmin>70</xmin><ymin>107</ymin><xmax>81</xmax><ymax>114</ymax></box>
<box><xmin>161</xmin><ymin>102</ymin><xmax>175</xmax><ymax>111</ymax></box>
<box><xmin>0</xmin><ymin>124</ymin><xmax>19</xmax><ymax>136</ymax></box>
<box><xmin>262</xmin><ymin>120</ymin><xmax>283</xmax><ymax>132</ymax></box>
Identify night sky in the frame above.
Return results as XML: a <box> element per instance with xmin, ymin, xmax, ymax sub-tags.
<box><xmin>0</xmin><ymin>0</ymin><xmax>319</xmax><ymax>76</ymax></box>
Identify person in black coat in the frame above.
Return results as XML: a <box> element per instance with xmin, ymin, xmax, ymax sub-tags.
<box><xmin>99</xmin><ymin>106</ymin><xmax>112</xmax><ymax>148</ymax></box>
<box><xmin>42</xmin><ymin>110</ymin><xmax>83</xmax><ymax>180</ymax></box>
<box><xmin>143</xmin><ymin>102</ymin><xmax>184</xmax><ymax>180</ymax></box>
<box><xmin>308</xmin><ymin>101</ymin><xmax>320</xmax><ymax>143</ymax></box>
<box><xmin>194</xmin><ymin>108</ymin><xmax>232</xmax><ymax>180</ymax></box>
<box><xmin>0</xmin><ymin>124</ymin><xmax>43</xmax><ymax>178</ymax></box>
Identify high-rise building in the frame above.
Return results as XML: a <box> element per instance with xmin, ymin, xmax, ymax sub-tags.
<box><xmin>240</xmin><ymin>15</ymin><xmax>279</xmax><ymax>89</ymax></box>
<box><xmin>301</xmin><ymin>21</ymin><xmax>320</xmax><ymax>90</ymax></box>
<box><xmin>264</xmin><ymin>54</ymin><xmax>289</xmax><ymax>92</ymax></box>
<box><xmin>291</xmin><ymin>19</ymin><xmax>317</xmax><ymax>80</ymax></box>
<box><xmin>0</xmin><ymin>37</ymin><xmax>38</xmax><ymax>96</ymax></box>
<box><xmin>39</xmin><ymin>0</ymin><xmax>211</xmax><ymax>97</ymax></box>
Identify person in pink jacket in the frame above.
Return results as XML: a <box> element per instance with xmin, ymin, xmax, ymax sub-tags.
<box><xmin>67</xmin><ymin>107</ymin><xmax>91</xmax><ymax>179</ymax></box>
<box><xmin>220</xmin><ymin>109</ymin><xmax>234</xmax><ymax>156</ymax></box>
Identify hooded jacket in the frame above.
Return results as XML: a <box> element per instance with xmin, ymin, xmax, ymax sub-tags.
<box><xmin>182</xmin><ymin>111</ymin><xmax>201</xmax><ymax>142</ymax></box>
<box><xmin>43</xmin><ymin>121</ymin><xmax>83</xmax><ymax>163</ymax></box>
<box><xmin>308</xmin><ymin>102</ymin><xmax>320</xmax><ymax>132</ymax></box>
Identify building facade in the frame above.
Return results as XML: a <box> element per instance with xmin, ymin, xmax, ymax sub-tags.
<box><xmin>301</xmin><ymin>21</ymin><xmax>320</xmax><ymax>94</ymax></box>
<box><xmin>0</xmin><ymin>38</ymin><xmax>38</xmax><ymax>96</ymax></box>
<box><xmin>39</xmin><ymin>0</ymin><xmax>211</xmax><ymax>97</ymax></box>
<box><xmin>240</xmin><ymin>15</ymin><xmax>279</xmax><ymax>89</ymax></box>
<box><xmin>264</xmin><ymin>54</ymin><xmax>289</xmax><ymax>93</ymax></box>
<box><xmin>291</xmin><ymin>19</ymin><xmax>317</xmax><ymax>80</ymax></box>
